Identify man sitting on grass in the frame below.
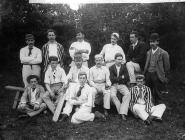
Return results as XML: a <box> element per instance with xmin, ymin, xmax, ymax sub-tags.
<box><xmin>43</xmin><ymin>56</ymin><xmax>67</xmax><ymax>114</ymax></box>
<box><xmin>17</xmin><ymin>75</ymin><xmax>46</xmax><ymax>118</ymax></box>
<box><xmin>61</xmin><ymin>71</ymin><xmax>106</xmax><ymax>124</ymax></box>
<box><xmin>129</xmin><ymin>74</ymin><xmax>166</xmax><ymax>125</ymax></box>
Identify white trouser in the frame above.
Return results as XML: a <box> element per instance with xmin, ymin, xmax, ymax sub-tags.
<box><xmin>110</xmin><ymin>84</ymin><xmax>131</xmax><ymax>115</ymax></box>
<box><xmin>126</xmin><ymin>61</ymin><xmax>140</xmax><ymax>83</ymax></box>
<box><xmin>22</xmin><ymin>65</ymin><xmax>41</xmax><ymax>87</ymax></box>
<box><xmin>71</xmin><ymin>106</ymin><xmax>94</xmax><ymax>124</ymax></box>
<box><xmin>133</xmin><ymin>104</ymin><xmax>166</xmax><ymax>121</ymax></box>
<box><xmin>62</xmin><ymin>101</ymin><xmax>73</xmax><ymax>116</ymax></box>
<box><xmin>91</xmin><ymin>83</ymin><xmax>111</xmax><ymax>109</ymax></box>
<box><xmin>64</xmin><ymin>83</ymin><xmax>76</xmax><ymax>101</ymax></box>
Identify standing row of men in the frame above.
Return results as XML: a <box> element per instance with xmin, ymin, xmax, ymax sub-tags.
<box><xmin>19</xmin><ymin>29</ymin><xmax>170</xmax><ymax>125</ymax></box>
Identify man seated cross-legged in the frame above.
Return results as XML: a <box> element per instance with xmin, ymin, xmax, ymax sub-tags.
<box><xmin>17</xmin><ymin>75</ymin><xmax>46</xmax><ymax>118</ymax></box>
<box><xmin>42</xmin><ymin>56</ymin><xmax>67</xmax><ymax>114</ymax></box>
<box><xmin>129</xmin><ymin>74</ymin><xmax>166</xmax><ymax>125</ymax></box>
<box><xmin>109</xmin><ymin>53</ymin><xmax>131</xmax><ymax>120</ymax></box>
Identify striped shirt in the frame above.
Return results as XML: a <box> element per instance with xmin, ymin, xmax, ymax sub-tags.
<box><xmin>42</xmin><ymin>42</ymin><xmax>64</xmax><ymax>71</ymax></box>
<box><xmin>129</xmin><ymin>85</ymin><xmax>153</xmax><ymax>113</ymax></box>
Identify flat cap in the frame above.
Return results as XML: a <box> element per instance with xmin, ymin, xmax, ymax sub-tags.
<box><xmin>25</xmin><ymin>34</ymin><xmax>34</xmax><ymax>40</ymax></box>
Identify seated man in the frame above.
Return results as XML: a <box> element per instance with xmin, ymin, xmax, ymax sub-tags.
<box><xmin>109</xmin><ymin>53</ymin><xmax>131</xmax><ymax>120</ymax></box>
<box><xmin>17</xmin><ymin>75</ymin><xmax>46</xmax><ymax>117</ymax></box>
<box><xmin>43</xmin><ymin>56</ymin><xmax>67</xmax><ymax>114</ymax></box>
<box><xmin>90</xmin><ymin>54</ymin><xmax>111</xmax><ymax>117</ymax></box>
<box><xmin>61</xmin><ymin>71</ymin><xmax>106</xmax><ymax>124</ymax></box>
<box><xmin>129</xmin><ymin>74</ymin><xmax>166</xmax><ymax>125</ymax></box>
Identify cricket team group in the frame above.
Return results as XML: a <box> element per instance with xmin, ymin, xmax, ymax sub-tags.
<box><xmin>18</xmin><ymin>29</ymin><xmax>170</xmax><ymax>125</ymax></box>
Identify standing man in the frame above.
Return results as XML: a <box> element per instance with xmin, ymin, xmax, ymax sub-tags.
<box><xmin>17</xmin><ymin>75</ymin><xmax>46</xmax><ymax>117</ymax></box>
<box><xmin>109</xmin><ymin>53</ymin><xmax>131</xmax><ymax>120</ymax></box>
<box><xmin>90</xmin><ymin>54</ymin><xmax>111</xmax><ymax>117</ymax></box>
<box><xmin>69</xmin><ymin>30</ymin><xmax>91</xmax><ymax>67</ymax></box>
<box><xmin>126</xmin><ymin>31</ymin><xmax>147</xmax><ymax>85</ymax></box>
<box><xmin>42</xmin><ymin>29</ymin><xmax>64</xmax><ymax>72</ymax></box>
<box><xmin>129</xmin><ymin>75</ymin><xmax>166</xmax><ymax>125</ymax></box>
<box><xmin>100</xmin><ymin>32</ymin><xmax>126</xmax><ymax>68</ymax></box>
<box><xmin>144</xmin><ymin>33</ymin><xmax>170</xmax><ymax>105</ymax></box>
<box><xmin>43</xmin><ymin>56</ymin><xmax>66</xmax><ymax>114</ymax></box>
<box><xmin>20</xmin><ymin>34</ymin><xmax>42</xmax><ymax>87</ymax></box>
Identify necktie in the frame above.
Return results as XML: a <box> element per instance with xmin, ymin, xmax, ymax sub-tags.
<box><xmin>28</xmin><ymin>47</ymin><xmax>33</xmax><ymax>56</ymax></box>
<box><xmin>76</xmin><ymin>86</ymin><xmax>84</xmax><ymax>97</ymax></box>
<box><xmin>53</xmin><ymin>70</ymin><xmax>56</xmax><ymax>82</ymax></box>
<box><xmin>138</xmin><ymin>87</ymin><xmax>143</xmax><ymax>99</ymax></box>
<box><xmin>32</xmin><ymin>87</ymin><xmax>36</xmax><ymax>92</ymax></box>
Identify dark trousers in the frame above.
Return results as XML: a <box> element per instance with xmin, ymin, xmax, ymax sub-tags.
<box><xmin>145</xmin><ymin>72</ymin><xmax>166</xmax><ymax>105</ymax></box>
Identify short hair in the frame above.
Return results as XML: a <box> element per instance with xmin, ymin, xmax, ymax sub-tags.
<box><xmin>25</xmin><ymin>34</ymin><xmax>34</xmax><ymax>40</ymax></box>
<box><xmin>130</xmin><ymin>31</ymin><xmax>139</xmax><ymax>38</ymax></box>
<box><xmin>49</xmin><ymin>56</ymin><xmax>58</xmax><ymax>63</ymax></box>
<box><xmin>27</xmin><ymin>75</ymin><xmax>39</xmax><ymax>83</ymax></box>
<box><xmin>78</xmin><ymin>71</ymin><xmax>87</xmax><ymax>79</ymax></box>
<box><xmin>76</xmin><ymin>29</ymin><xmax>85</xmax><ymax>35</ymax></box>
<box><xmin>94</xmin><ymin>54</ymin><xmax>103</xmax><ymax>60</ymax></box>
<box><xmin>150</xmin><ymin>33</ymin><xmax>160</xmax><ymax>41</ymax></box>
<box><xmin>114</xmin><ymin>53</ymin><xmax>123</xmax><ymax>59</ymax></box>
<box><xmin>47</xmin><ymin>29</ymin><xmax>56</xmax><ymax>35</ymax></box>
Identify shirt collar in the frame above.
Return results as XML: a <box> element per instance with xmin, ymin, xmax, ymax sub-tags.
<box><xmin>132</xmin><ymin>40</ymin><xmax>138</xmax><ymax>47</ymax></box>
<box><xmin>152</xmin><ymin>47</ymin><xmax>159</xmax><ymax>54</ymax></box>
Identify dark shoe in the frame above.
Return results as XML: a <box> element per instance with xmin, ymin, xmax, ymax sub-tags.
<box><xmin>59</xmin><ymin>114</ymin><xmax>68</xmax><ymax>122</ymax></box>
<box><xmin>153</xmin><ymin>117</ymin><xmax>163</xmax><ymax>123</ymax></box>
<box><xmin>95</xmin><ymin>111</ymin><xmax>106</xmax><ymax>120</ymax></box>
<box><xmin>144</xmin><ymin>117</ymin><xmax>152</xmax><ymax>125</ymax></box>
<box><xmin>121</xmin><ymin>114</ymin><xmax>127</xmax><ymax>121</ymax></box>
<box><xmin>18</xmin><ymin>114</ymin><xmax>30</xmax><ymax>119</ymax></box>
<box><xmin>104</xmin><ymin>109</ymin><xmax>109</xmax><ymax>117</ymax></box>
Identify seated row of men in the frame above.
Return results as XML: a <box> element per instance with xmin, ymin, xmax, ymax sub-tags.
<box><xmin>18</xmin><ymin>52</ymin><xmax>166</xmax><ymax>125</ymax></box>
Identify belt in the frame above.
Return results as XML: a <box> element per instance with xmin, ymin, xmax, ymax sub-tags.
<box><xmin>23</xmin><ymin>64</ymin><xmax>39</xmax><ymax>69</ymax></box>
<box><xmin>50</xmin><ymin>82</ymin><xmax>63</xmax><ymax>87</ymax></box>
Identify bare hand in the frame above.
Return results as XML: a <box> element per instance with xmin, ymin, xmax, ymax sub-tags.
<box><xmin>34</xmin><ymin>104</ymin><xmax>40</xmax><ymax>110</ymax></box>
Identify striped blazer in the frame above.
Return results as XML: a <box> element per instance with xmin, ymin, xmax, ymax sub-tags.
<box><xmin>129</xmin><ymin>85</ymin><xmax>153</xmax><ymax>113</ymax></box>
<box><xmin>42</xmin><ymin>42</ymin><xmax>64</xmax><ymax>71</ymax></box>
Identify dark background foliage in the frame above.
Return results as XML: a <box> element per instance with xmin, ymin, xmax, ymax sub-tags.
<box><xmin>0</xmin><ymin>1</ymin><xmax>185</xmax><ymax>85</ymax></box>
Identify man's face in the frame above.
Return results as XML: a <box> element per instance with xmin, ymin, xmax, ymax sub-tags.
<box><xmin>111</xmin><ymin>35</ymin><xmax>118</xmax><ymax>45</ymax></box>
<box><xmin>150</xmin><ymin>40</ymin><xmax>159</xmax><ymax>49</ymax></box>
<box><xmin>30</xmin><ymin>78</ymin><xmax>38</xmax><ymax>88</ymax></box>
<box><xmin>26</xmin><ymin>39</ymin><xmax>35</xmax><ymax>47</ymax></box>
<box><xmin>50</xmin><ymin>61</ymin><xmax>58</xmax><ymax>70</ymax></box>
<box><xmin>130</xmin><ymin>34</ymin><xmax>137</xmax><ymax>44</ymax></box>
<box><xmin>76</xmin><ymin>32</ymin><xmax>84</xmax><ymax>41</ymax></box>
<box><xmin>74</xmin><ymin>60</ymin><xmax>83</xmax><ymax>68</ymax></box>
<box><xmin>115</xmin><ymin>56</ymin><xmax>123</xmax><ymax>66</ymax></box>
<box><xmin>136</xmin><ymin>79</ymin><xmax>144</xmax><ymax>87</ymax></box>
<box><xmin>47</xmin><ymin>32</ymin><xmax>56</xmax><ymax>41</ymax></box>
<box><xmin>95</xmin><ymin>58</ymin><xmax>103</xmax><ymax>67</ymax></box>
<box><xmin>78</xmin><ymin>74</ymin><xmax>87</xmax><ymax>86</ymax></box>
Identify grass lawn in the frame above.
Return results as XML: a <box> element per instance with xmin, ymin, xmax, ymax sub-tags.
<box><xmin>1</xmin><ymin>70</ymin><xmax>185</xmax><ymax>140</ymax></box>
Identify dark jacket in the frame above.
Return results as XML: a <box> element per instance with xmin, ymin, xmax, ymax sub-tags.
<box><xmin>109</xmin><ymin>64</ymin><xmax>129</xmax><ymax>85</ymax></box>
<box><xmin>144</xmin><ymin>47</ymin><xmax>170</xmax><ymax>83</ymax></box>
<box><xmin>126</xmin><ymin>41</ymin><xmax>148</xmax><ymax>70</ymax></box>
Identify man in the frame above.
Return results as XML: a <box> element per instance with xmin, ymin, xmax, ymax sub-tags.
<box><xmin>90</xmin><ymin>54</ymin><xmax>111</xmax><ymax>117</ymax></box>
<box><xmin>69</xmin><ymin>30</ymin><xmax>91</xmax><ymax>67</ymax></box>
<box><xmin>43</xmin><ymin>56</ymin><xmax>67</xmax><ymax>114</ymax></box>
<box><xmin>129</xmin><ymin>75</ymin><xmax>166</xmax><ymax>125</ymax></box>
<box><xmin>42</xmin><ymin>29</ymin><xmax>64</xmax><ymax>72</ymax></box>
<box><xmin>126</xmin><ymin>31</ymin><xmax>147</xmax><ymax>85</ymax></box>
<box><xmin>109</xmin><ymin>53</ymin><xmax>131</xmax><ymax>120</ymax></box>
<box><xmin>61</xmin><ymin>71</ymin><xmax>106</xmax><ymax>124</ymax></box>
<box><xmin>17</xmin><ymin>75</ymin><xmax>46</xmax><ymax>117</ymax></box>
<box><xmin>144</xmin><ymin>33</ymin><xmax>170</xmax><ymax>105</ymax></box>
<box><xmin>100</xmin><ymin>32</ymin><xmax>126</xmax><ymax>68</ymax></box>
<box><xmin>20</xmin><ymin>34</ymin><xmax>42</xmax><ymax>87</ymax></box>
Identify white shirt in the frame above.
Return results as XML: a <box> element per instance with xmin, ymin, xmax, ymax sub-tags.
<box><xmin>100</xmin><ymin>43</ymin><xmax>126</xmax><ymax>63</ymax></box>
<box><xmin>44</xmin><ymin>65</ymin><xmax>66</xmax><ymax>84</ymax></box>
<box><xmin>48</xmin><ymin>43</ymin><xmax>58</xmax><ymax>57</ymax></box>
<box><xmin>152</xmin><ymin>47</ymin><xmax>159</xmax><ymax>54</ymax></box>
<box><xmin>89</xmin><ymin>65</ymin><xmax>111</xmax><ymax>87</ymax></box>
<box><xmin>20</xmin><ymin>46</ymin><xmax>42</xmax><ymax>64</ymax></box>
<box><xmin>132</xmin><ymin>40</ymin><xmax>138</xmax><ymax>50</ymax></box>
<box><xmin>115</xmin><ymin>65</ymin><xmax>121</xmax><ymax>77</ymax></box>
<box><xmin>69</xmin><ymin>41</ymin><xmax>91</xmax><ymax>61</ymax></box>
<box><xmin>30</xmin><ymin>88</ymin><xmax>37</xmax><ymax>104</ymax></box>
<box><xmin>66</xmin><ymin>65</ymin><xmax>90</xmax><ymax>83</ymax></box>
<box><xmin>69</xmin><ymin>83</ymin><xmax>93</xmax><ymax>107</ymax></box>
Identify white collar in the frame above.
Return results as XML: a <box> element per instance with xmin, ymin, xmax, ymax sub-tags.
<box><xmin>132</xmin><ymin>40</ymin><xmax>138</xmax><ymax>47</ymax></box>
<box><xmin>152</xmin><ymin>47</ymin><xmax>159</xmax><ymax>54</ymax></box>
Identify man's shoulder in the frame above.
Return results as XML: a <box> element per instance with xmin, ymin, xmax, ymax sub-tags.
<box><xmin>90</xmin><ymin>65</ymin><xmax>96</xmax><ymax>70</ymax></box>
<box><xmin>82</xmin><ymin>65</ymin><xmax>90</xmax><ymax>70</ymax></box>
<box><xmin>158</xmin><ymin>47</ymin><xmax>169</xmax><ymax>55</ymax></box>
<box><xmin>33</xmin><ymin>46</ymin><xmax>41</xmax><ymax>51</ymax></box>
<box><xmin>109</xmin><ymin>64</ymin><xmax>116</xmax><ymax>70</ymax></box>
<box><xmin>20</xmin><ymin>46</ymin><xmax>28</xmax><ymax>51</ymax></box>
